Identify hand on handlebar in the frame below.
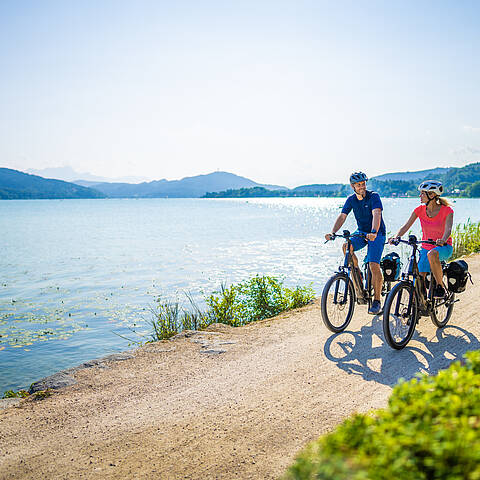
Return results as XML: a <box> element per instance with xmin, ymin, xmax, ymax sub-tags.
<box><xmin>388</xmin><ymin>236</ymin><xmax>400</xmax><ymax>245</ymax></box>
<box><xmin>435</xmin><ymin>238</ymin><xmax>447</xmax><ymax>246</ymax></box>
<box><xmin>325</xmin><ymin>233</ymin><xmax>335</xmax><ymax>242</ymax></box>
<box><xmin>366</xmin><ymin>232</ymin><xmax>377</xmax><ymax>242</ymax></box>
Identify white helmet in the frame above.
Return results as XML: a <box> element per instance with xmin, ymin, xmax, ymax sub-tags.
<box><xmin>418</xmin><ymin>180</ymin><xmax>444</xmax><ymax>196</ymax></box>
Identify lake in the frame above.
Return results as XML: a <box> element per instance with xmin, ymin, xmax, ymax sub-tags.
<box><xmin>1</xmin><ymin>197</ymin><xmax>479</xmax><ymax>393</ymax></box>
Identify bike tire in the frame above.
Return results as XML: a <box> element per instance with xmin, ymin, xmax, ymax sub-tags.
<box><xmin>383</xmin><ymin>281</ymin><xmax>418</xmax><ymax>350</ymax></box>
<box><xmin>430</xmin><ymin>292</ymin><xmax>455</xmax><ymax>328</ymax></box>
<box><xmin>321</xmin><ymin>273</ymin><xmax>355</xmax><ymax>333</ymax></box>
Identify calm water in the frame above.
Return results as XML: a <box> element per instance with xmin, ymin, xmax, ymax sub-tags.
<box><xmin>1</xmin><ymin>197</ymin><xmax>479</xmax><ymax>392</ymax></box>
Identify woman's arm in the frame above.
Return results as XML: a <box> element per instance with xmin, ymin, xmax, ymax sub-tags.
<box><xmin>438</xmin><ymin>212</ymin><xmax>453</xmax><ymax>245</ymax></box>
<box><xmin>392</xmin><ymin>211</ymin><xmax>418</xmax><ymax>239</ymax></box>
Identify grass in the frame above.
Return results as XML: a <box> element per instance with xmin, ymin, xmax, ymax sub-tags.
<box><xmin>451</xmin><ymin>219</ymin><xmax>480</xmax><ymax>259</ymax></box>
<box><xmin>149</xmin><ymin>275</ymin><xmax>315</xmax><ymax>341</ymax></box>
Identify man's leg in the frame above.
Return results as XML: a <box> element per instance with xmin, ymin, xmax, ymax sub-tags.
<box><xmin>366</xmin><ymin>235</ymin><xmax>385</xmax><ymax>314</ymax></box>
<box><xmin>369</xmin><ymin>262</ymin><xmax>383</xmax><ymax>301</ymax></box>
<box><xmin>342</xmin><ymin>242</ymin><xmax>359</xmax><ymax>268</ymax></box>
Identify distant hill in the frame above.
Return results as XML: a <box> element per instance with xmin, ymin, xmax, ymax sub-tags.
<box><xmin>204</xmin><ymin>163</ymin><xmax>480</xmax><ymax>198</ymax></box>
<box><xmin>26</xmin><ymin>166</ymin><xmax>150</xmax><ymax>184</ymax></box>
<box><xmin>90</xmin><ymin>171</ymin><xmax>287</xmax><ymax>198</ymax></box>
<box><xmin>292</xmin><ymin>184</ymin><xmax>345</xmax><ymax>194</ymax></box>
<box><xmin>441</xmin><ymin>162</ymin><xmax>480</xmax><ymax>190</ymax></box>
<box><xmin>370</xmin><ymin>163</ymin><xmax>480</xmax><ymax>197</ymax></box>
<box><xmin>372</xmin><ymin>167</ymin><xmax>451</xmax><ymax>182</ymax></box>
<box><xmin>0</xmin><ymin>168</ymin><xmax>106</xmax><ymax>199</ymax></box>
<box><xmin>205</xmin><ymin>184</ymin><xmax>348</xmax><ymax>198</ymax></box>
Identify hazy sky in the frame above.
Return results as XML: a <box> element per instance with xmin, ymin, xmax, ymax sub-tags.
<box><xmin>1</xmin><ymin>1</ymin><xmax>479</xmax><ymax>187</ymax></box>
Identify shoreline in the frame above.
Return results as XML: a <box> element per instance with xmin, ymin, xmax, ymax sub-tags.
<box><xmin>1</xmin><ymin>254</ymin><xmax>479</xmax><ymax>479</ymax></box>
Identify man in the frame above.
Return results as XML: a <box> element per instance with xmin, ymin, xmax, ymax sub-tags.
<box><xmin>325</xmin><ymin>171</ymin><xmax>386</xmax><ymax>314</ymax></box>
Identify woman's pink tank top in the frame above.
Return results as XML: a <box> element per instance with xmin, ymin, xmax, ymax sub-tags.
<box><xmin>413</xmin><ymin>205</ymin><xmax>453</xmax><ymax>250</ymax></box>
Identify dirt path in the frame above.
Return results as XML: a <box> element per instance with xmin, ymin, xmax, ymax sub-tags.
<box><xmin>1</xmin><ymin>255</ymin><xmax>479</xmax><ymax>479</ymax></box>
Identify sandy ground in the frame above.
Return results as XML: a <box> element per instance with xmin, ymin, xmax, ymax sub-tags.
<box><xmin>1</xmin><ymin>255</ymin><xmax>479</xmax><ymax>480</ymax></box>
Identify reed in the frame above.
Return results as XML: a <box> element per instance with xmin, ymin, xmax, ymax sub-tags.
<box><xmin>149</xmin><ymin>276</ymin><xmax>315</xmax><ymax>341</ymax></box>
<box><xmin>451</xmin><ymin>219</ymin><xmax>480</xmax><ymax>259</ymax></box>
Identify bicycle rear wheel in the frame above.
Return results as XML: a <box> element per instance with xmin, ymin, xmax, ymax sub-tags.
<box><xmin>383</xmin><ymin>281</ymin><xmax>418</xmax><ymax>349</ymax></box>
<box><xmin>321</xmin><ymin>273</ymin><xmax>355</xmax><ymax>333</ymax></box>
<box><xmin>430</xmin><ymin>291</ymin><xmax>455</xmax><ymax>328</ymax></box>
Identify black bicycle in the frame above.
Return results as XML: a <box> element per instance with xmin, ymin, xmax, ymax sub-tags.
<box><xmin>321</xmin><ymin>230</ymin><xmax>393</xmax><ymax>333</ymax></box>
<box><xmin>382</xmin><ymin>235</ymin><xmax>456</xmax><ymax>350</ymax></box>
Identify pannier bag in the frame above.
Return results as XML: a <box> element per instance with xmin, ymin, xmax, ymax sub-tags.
<box><xmin>380</xmin><ymin>252</ymin><xmax>402</xmax><ymax>282</ymax></box>
<box><xmin>445</xmin><ymin>260</ymin><xmax>472</xmax><ymax>293</ymax></box>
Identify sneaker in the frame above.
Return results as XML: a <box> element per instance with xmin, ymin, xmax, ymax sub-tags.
<box><xmin>434</xmin><ymin>284</ymin><xmax>446</xmax><ymax>298</ymax></box>
<box><xmin>368</xmin><ymin>300</ymin><xmax>382</xmax><ymax>315</ymax></box>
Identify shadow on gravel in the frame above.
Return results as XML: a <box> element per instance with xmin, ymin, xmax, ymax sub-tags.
<box><xmin>323</xmin><ymin>315</ymin><xmax>480</xmax><ymax>387</ymax></box>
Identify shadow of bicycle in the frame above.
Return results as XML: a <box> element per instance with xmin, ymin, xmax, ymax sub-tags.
<box><xmin>323</xmin><ymin>315</ymin><xmax>480</xmax><ymax>387</ymax></box>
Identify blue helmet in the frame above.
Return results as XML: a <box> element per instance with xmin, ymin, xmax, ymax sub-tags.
<box><xmin>349</xmin><ymin>171</ymin><xmax>368</xmax><ymax>184</ymax></box>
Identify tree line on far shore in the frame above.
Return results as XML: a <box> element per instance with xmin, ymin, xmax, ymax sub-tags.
<box><xmin>204</xmin><ymin>162</ymin><xmax>480</xmax><ymax>198</ymax></box>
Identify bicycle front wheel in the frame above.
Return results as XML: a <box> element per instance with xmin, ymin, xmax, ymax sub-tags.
<box><xmin>383</xmin><ymin>281</ymin><xmax>418</xmax><ymax>350</ymax></box>
<box><xmin>321</xmin><ymin>273</ymin><xmax>355</xmax><ymax>333</ymax></box>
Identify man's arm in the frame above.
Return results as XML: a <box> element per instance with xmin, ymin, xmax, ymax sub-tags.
<box><xmin>366</xmin><ymin>208</ymin><xmax>382</xmax><ymax>241</ymax></box>
<box><xmin>325</xmin><ymin>213</ymin><xmax>347</xmax><ymax>241</ymax></box>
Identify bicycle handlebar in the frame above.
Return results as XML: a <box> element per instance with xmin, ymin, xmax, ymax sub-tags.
<box><xmin>389</xmin><ymin>235</ymin><xmax>437</xmax><ymax>247</ymax></box>
<box><xmin>324</xmin><ymin>230</ymin><xmax>367</xmax><ymax>244</ymax></box>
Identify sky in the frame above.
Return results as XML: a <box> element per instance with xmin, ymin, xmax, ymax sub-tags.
<box><xmin>1</xmin><ymin>1</ymin><xmax>479</xmax><ymax>188</ymax></box>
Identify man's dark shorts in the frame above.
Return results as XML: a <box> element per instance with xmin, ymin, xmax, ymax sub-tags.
<box><xmin>350</xmin><ymin>230</ymin><xmax>385</xmax><ymax>264</ymax></box>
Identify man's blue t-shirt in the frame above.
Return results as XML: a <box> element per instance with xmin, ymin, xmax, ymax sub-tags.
<box><xmin>341</xmin><ymin>191</ymin><xmax>386</xmax><ymax>235</ymax></box>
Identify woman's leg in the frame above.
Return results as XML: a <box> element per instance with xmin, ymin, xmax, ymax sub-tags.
<box><xmin>427</xmin><ymin>249</ymin><xmax>445</xmax><ymax>287</ymax></box>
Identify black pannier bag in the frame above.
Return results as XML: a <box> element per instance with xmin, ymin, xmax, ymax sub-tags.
<box><xmin>380</xmin><ymin>252</ymin><xmax>401</xmax><ymax>282</ymax></box>
<box><xmin>445</xmin><ymin>260</ymin><xmax>472</xmax><ymax>293</ymax></box>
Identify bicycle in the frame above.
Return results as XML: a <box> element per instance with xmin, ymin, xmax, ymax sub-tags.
<box><xmin>321</xmin><ymin>230</ymin><xmax>393</xmax><ymax>333</ymax></box>
<box><xmin>382</xmin><ymin>235</ymin><xmax>456</xmax><ymax>350</ymax></box>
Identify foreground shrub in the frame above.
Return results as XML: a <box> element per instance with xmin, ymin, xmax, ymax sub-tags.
<box><xmin>452</xmin><ymin>219</ymin><xmax>480</xmax><ymax>259</ymax></box>
<box><xmin>150</xmin><ymin>276</ymin><xmax>315</xmax><ymax>340</ymax></box>
<box><xmin>285</xmin><ymin>350</ymin><xmax>480</xmax><ymax>480</ymax></box>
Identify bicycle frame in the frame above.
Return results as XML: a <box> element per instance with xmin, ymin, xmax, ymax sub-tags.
<box><xmin>330</xmin><ymin>230</ymin><xmax>370</xmax><ymax>306</ymax></box>
<box><xmin>396</xmin><ymin>235</ymin><xmax>436</xmax><ymax>316</ymax></box>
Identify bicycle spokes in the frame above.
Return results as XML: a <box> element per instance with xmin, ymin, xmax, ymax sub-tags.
<box><xmin>321</xmin><ymin>274</ymin><xmax>355</xmax><ymax>333</ymax></box>
<box><xmin>383</xmin><ymin>282</ymin><xmax>417</xmax><ymax>349</ymax></box>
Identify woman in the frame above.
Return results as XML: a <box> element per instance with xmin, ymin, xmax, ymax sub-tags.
<box><xmin>389</xmin><ymin>180</ymin><xmax>453</xmax><ymax>298</ymax></box>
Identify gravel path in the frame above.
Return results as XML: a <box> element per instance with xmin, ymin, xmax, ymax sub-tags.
<box><xmin>1</xmin><ymin>255</ymin><xmax>479</xmax><ymax>479</ymax></box>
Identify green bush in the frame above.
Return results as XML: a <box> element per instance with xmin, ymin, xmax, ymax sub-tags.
<box><xmin>206</xmin><ymin>275</ymin><xmax>315</xmax><ymax>325</ymax></box>
<box><xmin>452</xmin><ymin>219</ymin><xmax>480</xmax><ymax>259</ymax></box>
<box><xmin>285</xmin><ymin>351</ymin><xmax>480</xmax><ymax>480</ymax></box>
<box><xmin>205</xmin><ymin>282</ymin><xmax>247</xmax><ymax>326</ymax></box>
<box><xmin>150</xmin><ymin>276</ymin><xmax>315</xmax><ymax>340</ymax></box>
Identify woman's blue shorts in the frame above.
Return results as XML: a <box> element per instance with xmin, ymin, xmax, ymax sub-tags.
<box><xmin>350</xmin><ymin>231</ymin><xmax>386</xmax><ymax>264</ymax></box>
<box><xmin>418</xmin><ymin>245</ymin><xmax>453</xmax><ymax>273</ymax></box>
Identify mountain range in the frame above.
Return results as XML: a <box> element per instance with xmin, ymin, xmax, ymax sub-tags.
<box><xmin>26</xmin><ymin>166</ymin><xmax>150</xmax><ymax>184</ymax></box>
<box><xmin>1</xmin><ymin>163</ymin><xmax>479</xmax><ymax>199</ymax></box>
<box><xmin>74</xmin><ymin>171</ymin><xmax>286</xmax><ymax>198</ymax></box>
<box><xmin>0</xmin><ymin>168</ymin><xmax>105</xmax><ymax>199</ymax></box>
<box><xmin>0</xmin><ymin>169</ymin><xmax>285</xmax><ymax>200</ymax></box>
